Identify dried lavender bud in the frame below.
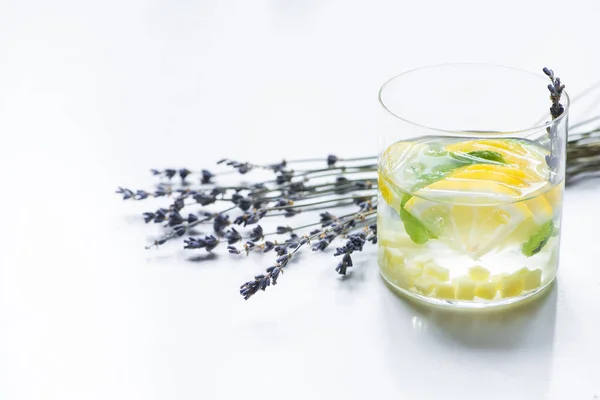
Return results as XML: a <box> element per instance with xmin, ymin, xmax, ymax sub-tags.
<box><xmin>312</xmin><ymin>239</ymin><xmax>330</xmax><ymax>251</ymax></box>
<box><xmin>335</xmin><ymin>253</ymin><xmax>353</xmax><ymax>275</ymax></box>
<box><xmin>154</xmin><ymin>187</ymin><xmax>168</xmax><ymax>197</ymax></box>
<box><xmin>355</xmin><ymin>181</ymin><xmax>371</xmax><ymax>190</ymax></box>
<box><xmin>327</xmin><ymin>154</ymin><xmax>338</xmax><ymax>166</ymax></box>
<box><xmin>184</xmin><ymin>235</ymin><xmax>219</xmax><ymax>251</ymax></box>
<box><xmin>269</xmin><ymin>160</ymin><xmax>287</xmax><ymax>172</ymax></box>
<box><xmin>164</xmin><ymin>169</ymin><xmax>177</xmax><ymax>179</ymax></box>
<box><xmin>233</xmin><ymin>214</ymin><xmax>246</xmax><ymax>226</ymax></box>
<box><xmin>288</xmin><ymin>182</ymin><xmax>307</xmax><ymax>194</ymax></box>
<box><xmin>154</xmin><ymin>208</ymin><xmax>168</xmax><ymax>223</ymax></box>
<box><xmin>219</xmin><ymin>159</ymin><xmax>253</xmax><ymax>174</ymax></box>
<box><xmin>150</xmin><ymin>169</ymin><xmax>161</xmax><ymax>176</ymax></box>
<box><xmin>285</xmin><ymin>234</ymin><xmax>300</xmax><ymax>249</ymax></box>
<box><xmin>237</xmin><ymin>198</ymin><xmax>252</xmax><ymax>211</ymax></box>
<box><xmin>213</xmin><ymin>214</ymin><xmax>230</xmax><ymax>232</ymax></box>
<box><xmin>245</xmin><ymin>211</ymin><xmax>265</xmax><ymax>225</ymax></box>
<box><xmin>225</xmin><ymin>228</ymin><xmax>242</xmax><ymax>244</ymax></box>
<box><xmin>276</xmin><ymin>226</ymin><xmax>293</xmax><ymax>234</ymax></box>
<box><xmin>274</xmin><ymin>245</ymin><xmax>288</xmax><ymax>256</ymax></box>
<box><xmin>353</xmin><ymin>195</ymin><xmax>372</xmax><ymax>205</ymax></box>
<box><xmin>332</xmin><ymin>223</ymin><xmax>344</xmax><ymax>234</ymax></box>
<box><xmin>143</xmin><ymin>212</ymin><xmax>155</xmax><ymax>223</ymax></box>
<box><xmin>273</xmin><ymin>199</ymin><xmax>290</xmax><ymax>208</ymax></box>
<box><xmin>116</xmin><ymin>187</ymin><xmax>134</xmax><ymax>200</ymax></box>
<box><xmin>357</xmin><ymin>201</ymin><xmax>372</xmax><ymax>212</ymax></box>
<box><xmin>252</xmin><ymin>199</ymin><xmax>267</xmax><ymax>209</ymax></box>
<box><xmin>188</xmin><ymin>213</ymin><xmax>199</xmax><ymax>223</ymax></box>
<box><xmin>270</xmin><ymin>267</ymin><xmax>281</xmax><ymax>283</ymax></box>
<box><xmin>276</xmin><ymin>254</ymin><xmax>291</xmax><ymax>265</ymax></box>
<box><xmin>276</xmin><ymin>171</ymin><xmax>294</xmax><ymax>185</ymax></box>
<box><xmin>367</xmin><ymin>223</ymin><xmax>377</xmax><ymax>244</ymax></box>
<box><xmin>210</xmin><ymin>187</ymin><xmax>225</xmax><ymax>196</ymax></box>
<box><xmin>228</xmin><ymin>245</ymin><xmax>241</xmax><ymax>254</ymax></box>
<box><xmin>320</xmin><ymin>212</ymin><xmax>336</xmax><ymax>227</ymax></box>
<box><xmin>251</xmin><ymin>183</ymin><xmax>269</xmax><ymax>196</ymax></box>
<box><xmin>257</xmin><ymin>275</ymin><xmax>270</xmax><ymax>291</ymax></box>
<box><xmin>172</xmin><ymin>198</ymin><xmax>185</xmax><ymax>212</ymax></box>
<box><xmin>173</xmin><ymin>225</ymin><xmax>186</xmax><ymax>237</ymax></box>
<box><xmin>204</xmin><ymin>235</ymin><xmax>219</xmax><ymax>251</ymax></box>
<box><xmin>184</xmin><ymin>238</ymin><xmax>200</xmax><ymax>249</ymax></box>
<box><xmin>201</xmin><ymin>169</ymin><xmax>214</xmax><ymax>184</ymax></box>
<box><xmin>249</xmin><ymin>225</ymin><xmax>264</xmax><ymax>242</ymax></box>
<box><xmin>284</xmin><ymin>209</ymin><xmax>299</xmax><ymax>218</ymax></box>
<box><xmin>168</xmin><ymin>211</ymin><xmax>184</xmax><ymax>226</ymax></box>
<box><xmin>135</xmin><ymin>190</ymin><xmax>150</xmax><ymax>200</ymax></box>
<box><xmin>193</xmin><ymin>193</ymin><xmax>217</xmax><ymax>206</ymax></box>
<box><xmin>263</xmin><ymin>241</ymin><xmax>275</xmax><ymax>253</ymax></box>
<box><xmin>179</xmin><ymin>169</ymin><xmax>191</xmax><ymax>180</ymax></box>
<box><xmin>231</xmin><ymin>193</ymin><xmax>243</xmax><ymax>205</ymax></box>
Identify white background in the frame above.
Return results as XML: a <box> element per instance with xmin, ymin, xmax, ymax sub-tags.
<box><xmin>1</xmin><ymin>0</ymin><xmax>600</xmax><ymax>399</ymax></box>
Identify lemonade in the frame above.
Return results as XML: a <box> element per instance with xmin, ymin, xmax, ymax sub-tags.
<box><xmin>378</xmin><ymin>136</ymin><xmax>563</xmax><ymax>306</ymax></box>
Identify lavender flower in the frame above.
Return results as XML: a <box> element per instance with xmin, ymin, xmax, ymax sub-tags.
<box><xmin>225</xmin><ymin>228</ymin><xmax>242</xmax><ymax>244</ymax></box>
<box><xmin>201</xmin><ymin>169</ymin><xmax>214</xmax><ymax>184</ymax></box>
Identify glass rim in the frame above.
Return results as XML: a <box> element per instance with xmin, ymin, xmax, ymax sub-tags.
<box><xmin>378</xmin><ymin>62</ymin><xmax>571</xmax><ymax>136</ymax></box>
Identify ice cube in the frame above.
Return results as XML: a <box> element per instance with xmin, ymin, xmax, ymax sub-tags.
<box><xmin>468</xmin><ymin>265</ymin><xmax>491</xmax><ymax>282</ymax></box>
<box><xmin>414</xmin><ymin>275</ymin><xmax>439</xmax><ymax>295</ymax></box>
<box><xmin>434</xmin><ymin>282</ymin><xmax>455</xmax><ymax>300</ymax></box>
<box><xmin>516</xmin><ymin>268</ymin><xmax>542</xmax><ymax>291</ymax></box>
<box><xmin>475</xmin><ymin>281</ymin><xmax>497</xmax><ymax>300</ymax></box>
<box><xmin>423</xmin><ymin>263</ymin><xmax>450</xmax><ymax>282</ymax></box>
<box><xmin>499</xmin><ymin>274</ymin><xmax>524</xmax><ymax>298</ymax></box>
<box><xmin>382</xmin><ymin>247</ymin><xmax>405</xmax><ymax>268</ymax></box>
<box><xmin>455</xmin><ymin>277</ymin><xmax>476</xmax><ymax>300</ymax></box>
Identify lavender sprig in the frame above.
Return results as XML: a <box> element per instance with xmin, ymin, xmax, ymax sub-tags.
<box><xmin>543</xmin><ymin>67</ymin><xmax>566</xmax><ymax>120</ymax></box>
<box><xmin>543</xmin><ymin>67</ymin><xmax>566</xmax><ymax>173</ymax></box>
<box><xmin>239</xmin><ymin>210</ymin><xmax>376</xmax><ymax>300</ymax></box>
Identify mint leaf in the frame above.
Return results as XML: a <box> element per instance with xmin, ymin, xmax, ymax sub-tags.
<box><xmin>522</xmin><ymin>220</ymin><xmax>555</xmax><ymax>257</ymax></box>
<box><xmin>450</xmin><ymin>150</ymin><xmax>506</xmax><ymax>165</ymax></box>
<box><xmin>400</xmin><ymin>193</ymin><xmax>412</xmax><ymax>207</ymax></box>
<box><xmin>467</xmin><ymin>150</ymin><xmax>506</xmax><ymax>164</ymax></box>
<box><xmin>399</xmin><ymin>208</ymin><xmax>434</xmax><ymax>244</ymax></box>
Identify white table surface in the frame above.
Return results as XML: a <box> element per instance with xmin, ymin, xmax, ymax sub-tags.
<box><xmin>1</xmin><ymin>1</ymin><xmax>600</xmax><ymax>399</ymax></box>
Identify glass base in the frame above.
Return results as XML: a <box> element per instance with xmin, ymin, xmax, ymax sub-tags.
<box><xmin>380</xmin><ymin>271</ymin><xmax>556</xmax><ymax>309</ymax></box>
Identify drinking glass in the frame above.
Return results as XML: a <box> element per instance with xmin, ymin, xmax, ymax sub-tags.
<box><xmin>377</xmin><ymin>63</ymin><xmax>569</xmax><ymax>307</ymax></box>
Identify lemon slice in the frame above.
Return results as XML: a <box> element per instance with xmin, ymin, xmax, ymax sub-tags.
<box><xmin>378</xmin><ymin>173</ymin><xmax>406</xmax><ymax>213</ymax></box>
<box><xmin>450</xmin><ymin>163</ymin><xmax>535</xmax><ymax>184</ymax></box>
<box><xmin>445</xmin><ymin>141</ymin><xmax>555</xmax><ymax>224</ymax></box>
<box><xmin>446</xmin><ymin>139</ymin><xmax>535</xmax><ymax>168</ymax></box>
<box><xmin>380</xmin><ymin>141</ymin><xmax>420</xmax><ymax>176</ymax></box>
<box><xmin>405</xmin><ymin>179</ymin><xmax>533</xmax><ymax>257</ymax></box>
<box><xmin>378</xmin><ymin>141</ymin><xmax>419</xmax><ymax>209</ymax></box>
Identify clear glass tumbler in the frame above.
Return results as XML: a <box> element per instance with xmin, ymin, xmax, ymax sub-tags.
<box><xmin>377</xmin><ymin>64</ymin><xmax>569</xmax><ymax>307</ymax></box>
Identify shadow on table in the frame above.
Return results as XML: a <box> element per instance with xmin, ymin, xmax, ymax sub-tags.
<box><xmin>378</xmin><ymin>277</ymin><xmax>559</xmax><ymax>398</ymax></box>
<box><xmin>381</xmin><ymin>278</ymin><xmax>558</xmax><ymax>350</ymax></box>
